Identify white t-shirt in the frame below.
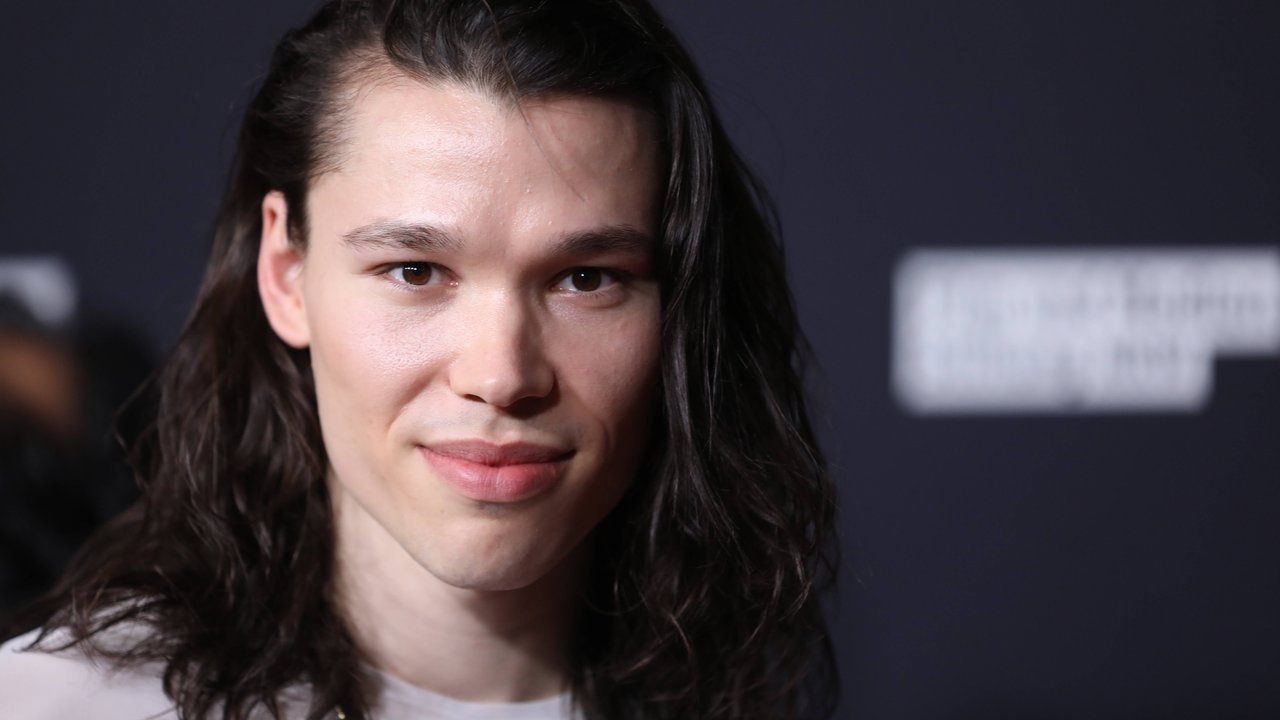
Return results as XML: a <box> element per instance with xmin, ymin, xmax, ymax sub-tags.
<box><xmin>0</xmin><ymin>628</ymin><xmax>580</xmax><ymax>719</ymax></box>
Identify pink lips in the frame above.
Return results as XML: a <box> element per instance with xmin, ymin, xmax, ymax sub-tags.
<box><xmin>420</xmin><ymin>440</ymin><xmax>572</xmax><ymax>503</ymax></box>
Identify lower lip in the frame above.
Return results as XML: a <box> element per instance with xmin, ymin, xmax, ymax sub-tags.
<box><xmin>420</xmin><ymin>448</ymin><xmax>567</xmax><ymax>503</ymax></box>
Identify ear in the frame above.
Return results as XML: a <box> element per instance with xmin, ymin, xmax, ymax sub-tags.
<box><xmin>257</xmin><ymin>191</ymin><xmax>311</xmax><ymax>348</ymax></box>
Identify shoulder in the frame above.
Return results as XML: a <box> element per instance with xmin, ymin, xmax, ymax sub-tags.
<box><xmin>0</xmin><ymin>627</ymin><xmax>177</xmax><ymax>719</ymax></box>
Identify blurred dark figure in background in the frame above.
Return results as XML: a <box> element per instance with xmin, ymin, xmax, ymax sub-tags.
<box><xmin>0</xmin><ymin>293</ymin><xmax>147</xmax><ymax>613</ymax></box>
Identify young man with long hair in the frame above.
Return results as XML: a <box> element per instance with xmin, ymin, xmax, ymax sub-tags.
<box><xmin>0</xmin><ymin>1</ymin><xmax>837</xmax><ymax>717</ymax></box>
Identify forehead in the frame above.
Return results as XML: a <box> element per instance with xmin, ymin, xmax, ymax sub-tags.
<box><xmin>352</xmin><ymin>76</ymin><xmax>653</xmax><ymax>163</ymax></box>
<box><xmin>307</xmin><ymin>73</ymin><xmax>663</xmax><ymax>240</ymax></box>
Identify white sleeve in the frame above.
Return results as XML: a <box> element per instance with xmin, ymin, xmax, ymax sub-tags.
<box><xmin>0</xmin><ymin>629</ymin><xmax>177</xmax><ymax>719</ymax></box>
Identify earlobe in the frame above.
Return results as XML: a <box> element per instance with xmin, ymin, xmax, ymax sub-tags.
<box><xmin>257</xmin><ymin>191</ymin><xmax>311</xmax><ymax>349</ymax></box>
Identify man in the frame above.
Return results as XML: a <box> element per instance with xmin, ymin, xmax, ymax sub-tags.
<box><xmin>0</xmin><ymin>1</ymin><xmax>837</xmax><ymax>718</ymax></box>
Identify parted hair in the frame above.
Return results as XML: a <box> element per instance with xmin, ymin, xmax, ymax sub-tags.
<box><xmin>8</xmin><ymin>1</ymin><xmax>838</xmax><ymax>718</ymax></box>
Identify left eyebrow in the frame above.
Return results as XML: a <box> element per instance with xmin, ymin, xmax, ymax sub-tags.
<box><xmin>341</xmin><ymin>220</ymin><xmax>464</xmax><ymax>254</ymax></box>
<box><xmin>551</xmin><ymin>225</ymin><xmax>654</xmax><ymax>258</ymax></box>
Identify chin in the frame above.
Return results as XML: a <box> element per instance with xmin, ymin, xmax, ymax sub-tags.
<box><xmin>421</xmin><ymin>554</ymin><xmax>559</xmax><ymax>593</ymax></box>
<box><xmin>434</xmin><ymin>568</ymin><xmax>542</xmax><ymax>593</ymax></box>
<box><xmin>409</xmin><ymin>525</ymin><xmax>574</xmax><ymax>593</ymax></box>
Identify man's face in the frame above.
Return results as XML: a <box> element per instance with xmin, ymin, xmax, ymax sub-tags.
<box><xmin>282</xmin><ymin>77</ymin><xmax>662</xmax><ymax>591</ymax></box>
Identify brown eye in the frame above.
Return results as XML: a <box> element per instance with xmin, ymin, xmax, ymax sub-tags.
<box><xmin>554</xmin><ymin>267</ymin><xmax>618</xmax><ymax>294</ymax></box>
<box><xmin>569</xmin><ymin>268</ymin><xmax>602</xmax><ymax>292</ymax></box>
<box><xmin>394</xmin><ymin>263</ymin><xmax>435</xmax><ymax>286</ymax></box>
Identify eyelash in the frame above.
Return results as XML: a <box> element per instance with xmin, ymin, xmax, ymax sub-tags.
<box><xmin>379</xmin><ymin>263</ymin><xmax>626</xmax><ymax>294</ymax></box>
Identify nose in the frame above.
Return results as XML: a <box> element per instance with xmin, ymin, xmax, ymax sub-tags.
<box><xmin>447</xmin><ymin>294</ymin><xmax>555</xmax><ymax>409</ymax></box>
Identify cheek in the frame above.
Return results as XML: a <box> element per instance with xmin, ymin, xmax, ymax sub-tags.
<box><xmin>553</xmin><ymin>306</ymin><xmax>661</xmax><ymax>449</ymax></box>
<box><xmin>303</xmin><ymin>281</ymin><xmax>450</xmax><ymax>460</ymax></box>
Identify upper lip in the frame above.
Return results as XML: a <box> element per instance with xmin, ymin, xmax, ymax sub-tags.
<box><xmin>423</xmin><ymin>440</ymin><xmax>573</xmax><ymax>466</ymax></box>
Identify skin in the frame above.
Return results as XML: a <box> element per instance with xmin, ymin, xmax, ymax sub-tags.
<box><xmin>0</xmin><ymin>334</ymin><xmax>80</xmax><ymax>441</ymax></box>
<box><xmin>257</xmin><ymin>75</ymin><xmax>663</xmax><ymax>701</ymax></box>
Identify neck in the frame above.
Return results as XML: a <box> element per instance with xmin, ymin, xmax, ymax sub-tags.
<box><xmin>330</xmin><ymin>483</ymin><xmax>583</xmax><ymax>703</ymax></box>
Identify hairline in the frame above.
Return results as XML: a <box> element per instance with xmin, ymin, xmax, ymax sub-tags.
<box><xmin>299</xmin><ymin>49</ymin><xmax>662</xmax><ymax>229</ymax></box>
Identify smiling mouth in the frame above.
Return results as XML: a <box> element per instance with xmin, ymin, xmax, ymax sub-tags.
<box><xmin>420</xmin><ymin>441</ymin><xmax>573</xmax><ymax>503</ymax></box>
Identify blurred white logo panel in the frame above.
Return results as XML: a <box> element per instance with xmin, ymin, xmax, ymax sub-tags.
<box><xmin>893</xmin><ymin>248</ymin><xmax>1280</xmax><ymax>414</ymax></box>
<box><xmin>0</xmin><ymin>256</ymin><xmax>78</xmax><ymax>329</ymax></box>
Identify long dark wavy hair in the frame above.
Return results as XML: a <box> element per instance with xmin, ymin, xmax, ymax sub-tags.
<box><xmin>6</xmin><ymin>1</ymin><xmax>838</xmax><ymax>718</ymax></box>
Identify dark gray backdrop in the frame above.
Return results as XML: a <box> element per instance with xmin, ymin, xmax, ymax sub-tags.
<box><xmin>2</xmin><ymin>2</ymin><xmax>1278</xmax><ymax>718</ymax></box>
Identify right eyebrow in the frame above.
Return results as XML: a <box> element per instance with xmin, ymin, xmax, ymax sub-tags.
<box><xmin>341</xmin><ymin>220</ymin><xmax>464</xmax><ymax>254</ymax></box>
<box><xmin>551</xmin><ymin>224</ymin><xmax>654</xmax><ymax>258</ymax></box>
